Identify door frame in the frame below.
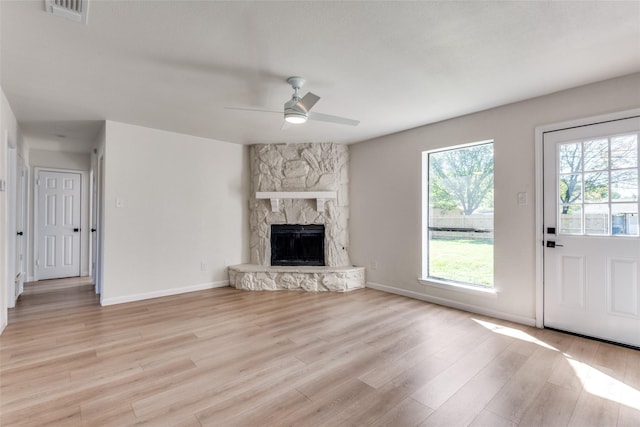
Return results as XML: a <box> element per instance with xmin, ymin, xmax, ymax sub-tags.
<box><xmin>33</xmin><ymin>167</ymin><xmax>87</xmax><ymax>281</ymax></box>
<box><xmin>534</xmin><ymin>107</ymin><xmax>640</xmax><ymax>328</ymax></box>
<box><xmin>90</xmin><ymin>153</ymin><xmax>104</xmax><ymax>295</ymax></box>
<box><xmin>7</xmin><ymin>144</ymin><xmax>16</xmax><ymax>308</ymax></box>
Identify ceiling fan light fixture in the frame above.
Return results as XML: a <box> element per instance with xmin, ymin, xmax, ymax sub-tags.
<box><xmin>284</xmin><ymin>111</ymin><xmax>308</xmax><ymax>124</ymax></box>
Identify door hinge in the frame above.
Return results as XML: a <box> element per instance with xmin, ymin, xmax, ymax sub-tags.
<box><xmin>37</xmin><ymin>178</ymin><xmax>41</xmax><ymax>186</ymax></box>
<box><xmin>36</xmin><ymin>259</ymin><xmax>40</xmax><ymax>266</ymax></box>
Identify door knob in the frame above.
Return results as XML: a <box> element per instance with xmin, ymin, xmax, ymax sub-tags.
<box><xmin>73</xmin><ymin>228</ymin><xmax>80</xmax><ymax>232</ymax></box>
<box><xmin>546</xmin><ymin>241</ymin><xmax>563</xmax><ymax>248</ymax></box>
<box><xmin>91</xmin><ymin>228</ymin><xmax>97</xmax><ymax>232</ymax></box>
<box><xmin>17</xmin><ymin>231</ymin><xmax>23</xmax><ymax>236</ymax></box>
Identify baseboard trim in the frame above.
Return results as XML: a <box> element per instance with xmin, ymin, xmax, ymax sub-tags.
<box><xmin>100</xmin><ymin>280</ymin><xmax>229</xmax><ymax>306</ymax></box>
<box><xmin>366</xmin><ymin>281</ymin><xmax>536</xmax><ymax>327</ymax></box>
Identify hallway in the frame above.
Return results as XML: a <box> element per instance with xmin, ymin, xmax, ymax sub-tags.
<box><xmin>9</xmin><ymin>277</ymin><xmax>99</xmax><ymax>324</ymax></box>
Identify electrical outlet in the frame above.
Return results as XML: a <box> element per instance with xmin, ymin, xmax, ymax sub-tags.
<box><xmin>370</xmin><ymin>260</ymin><xmax>378</xmax><ymax>271</ymax></box>
<box><xmin>200</xmin><ymin>262</ymin><xmax>208</xmax><ymax>271</ymax></box>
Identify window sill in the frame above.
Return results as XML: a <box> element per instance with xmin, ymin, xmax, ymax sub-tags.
<box><xmin>418</xmin><ymin>277</ymin><xmax>499</xmax><ymax>298</ymax></box>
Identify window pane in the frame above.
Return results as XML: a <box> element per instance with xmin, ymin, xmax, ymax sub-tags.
<box><xmin>584</xmin><ymin>204</ymin><xmax>609</xmax><ymax>235</ymax></box>
<box><xmin>612</xmin><ymin>203</ymin><xmax>639</xmax><ymax>236</ymax></box>
<box><xmin>559</xmin><ymin>174</ymin><xmax>582</xmax><ymax>204</ymax></box>
<box><xmin>611</xmin><ymin>169</ymin><xmax>638</xmax><ymax>202</ymax></box>
<box><xmin>611</xmin><ymin>134</ymin><xmax>638</xmax><ymax>169</ymax></box>
<box><xmin>559</xmin><ymin>205</ymin><xmax>582</xmax><ymax>234</ymax></box>
<box><xmin>426</xmin><ymin>143</ymin><xmax>493</xmax><ymax>287</ymax></box>
<box><xmin>428</xmin><ymin>237</ymin><xmax>493</xmax><ymax>286</ymax></box>
<box><xmin>559</xmin><ymin>143</ymin><xmax>582</xmax><ymax>173</ymax></box>
<box><xmin>583</xmin><ymin>139</ymin><xmax>609</xmax><ymax>171</ymax></box>
<box><xmin>584</xmin><ymin>172</ymin><xmax>609</xmax><ymax>203</ymax></box>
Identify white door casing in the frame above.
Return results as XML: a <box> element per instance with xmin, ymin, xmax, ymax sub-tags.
<box><xmin>90</xmin><ymin>169</ymin><xmax>97</xmax><ymax>289</ymax></box>
<box><xmin>36</xmin><ymin>170</ymin><xmax>82</xmax><ymax>280</ymax></box>
<box><xmin>7</xmin><ymin>145</ymin><xmax>16</xmax><ymax>307</ymax></box>
<box><xmin>543</xmin><ymin>116</ymin><xmax>640</xmax><ymax>348</ymax></box>
<box><xmin>96</xmin><ymin>155</ymin><xmax>105</xmax><ymax>296</ymax></box>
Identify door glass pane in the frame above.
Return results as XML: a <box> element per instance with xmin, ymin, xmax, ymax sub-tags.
<box><xmin>557</xmin><ymin>132</ymin><xmax>639</xmax><ymax>237</ymax></box>
<box><xmin>583</xmin><ymin>139</ymin><xmax>609</xmax><ymax>171</ymax></box>
<box><xmin>612</xmin><ymin>203</ymin><xmax>639</xmax><ymax>236</ymax></box>
<box><xmin>584</xmin><ymin>204</ymin><xmax>609</xmax><ymax>235</ymax></box>
<box><xmin>611</xmin><ymin>169</ymin><xmax>638</xmax><ymax>202</ymax></box>
<box><xmin>559</xmin><ymin>143</ymin><xmax>582</xmax><ymax>173</ymax></box>
<box><xmin>559</xmin><ymin>174</ymin><xmax>582</xmax><ymax>204</ymax></box>
<box><xmin>584</xmin><ymin>172</ymin><xmax>609</xmax><ymax>203</ymax></box>
<box><xmin>611</xmin><ymin>134</ymin><xmax>638</xmax><ymax>169</ymax></box>
<box><xmin>560</xmin><ymin>205</ymin><xmax>582</xmax><ymax>234</ymax></box>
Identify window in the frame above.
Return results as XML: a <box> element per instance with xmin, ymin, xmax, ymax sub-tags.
<box><xmin>422</xmin><ymin>142</ymin><xmax>494</xmax><ymax>287</ymax></box>
<box><xmin>558</xmin><ymin>133</ymin><xmax>638</xmax><ymax>236</ymax></box>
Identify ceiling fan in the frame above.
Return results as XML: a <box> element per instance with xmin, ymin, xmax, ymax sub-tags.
<box><xmin>226</xmin><ymin>76</ymin><xmax>360</xmax><ymax>127</ymax></box>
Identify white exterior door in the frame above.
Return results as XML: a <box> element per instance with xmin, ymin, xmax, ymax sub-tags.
<box><xmin>543</xmin><ymin>116</ymin><xmax>640</xmax><ymax>348</ymax></box>
<box><xmin>37</xmin><ymin>170</ymin><xmax>82</xmax><ymax>280</ymax></box>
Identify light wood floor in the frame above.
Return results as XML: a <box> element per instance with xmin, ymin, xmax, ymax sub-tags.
<box><xmin>1</xmin><ymin>280</ymin><xmax>639</xmax><ymax>426</ymax></box>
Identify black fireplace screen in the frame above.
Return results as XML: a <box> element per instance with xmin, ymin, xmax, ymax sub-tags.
<box><xmin>271</xmin><ymin>224</ymin><xmax>325</xmax><ymax>266</ymax></box>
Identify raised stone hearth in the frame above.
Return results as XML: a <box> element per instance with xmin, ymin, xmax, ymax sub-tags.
<box><xmin>228</xmin><ymin>264</ymin><xmax>365</xmax><ymax>292</ymax></box>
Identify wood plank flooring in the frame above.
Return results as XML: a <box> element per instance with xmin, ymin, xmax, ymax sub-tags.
<box><xmin>1</xmin><ymin>279</ymin><xmax>639</xmax><ymax>426</ymax></box>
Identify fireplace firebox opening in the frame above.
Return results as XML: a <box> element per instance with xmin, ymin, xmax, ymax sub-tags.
<box><xmin>271</xmin><ymin>224</ymin><xmax>325</xmax><ymax>266</ymax></box>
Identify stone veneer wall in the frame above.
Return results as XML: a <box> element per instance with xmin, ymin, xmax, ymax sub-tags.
<box><xmin>249</xmin><ymin>143</ymin><xmax>350</xmax><ymax>267</ymax></box>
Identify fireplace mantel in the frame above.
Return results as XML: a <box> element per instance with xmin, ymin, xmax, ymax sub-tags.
<box><xmin>256</xmin><ymin>191</ymin><xmax>337</xmax><ymax>213</ymax></box>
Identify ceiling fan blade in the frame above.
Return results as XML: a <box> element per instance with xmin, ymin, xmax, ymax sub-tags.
<box><xmin>295</xmin><ymin>92</ymin><xmax>320</xmax><ymax>113</ymax></box>
<box><xmin>224</xmin><ymin>106</ymin><xmax>281</xmax><ymax>114</ymax></box>
<box><xmin>308</xmin><ymin>111</ymin><xmax>360</xmax><ymax>127</ymax></box>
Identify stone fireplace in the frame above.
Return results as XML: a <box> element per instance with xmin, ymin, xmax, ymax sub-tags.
<box><xmin>228</xmin><ymin>143</ymin><xmax>365</xmax><ymax>292</ymax></box>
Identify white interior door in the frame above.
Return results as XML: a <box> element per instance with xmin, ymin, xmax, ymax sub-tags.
<box><xmin>15</xmin><ymin>156</ymin><xmax>26</xmax><ymax>296</ymax></box>
<box><xmin>37</xmin><ymin>170</ymin><xmax>82</xmax><ymax>280</ymax></box>
<box><xmin>543</xmin><ymin>116</ymin><xmax>640</xmax><ymax>347</ymax></box>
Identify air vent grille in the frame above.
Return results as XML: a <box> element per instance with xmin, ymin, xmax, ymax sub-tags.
<box><xmin>46</xmin><ymin>0</ymin><xmax>88</xmax><ymax>24</ymax></box>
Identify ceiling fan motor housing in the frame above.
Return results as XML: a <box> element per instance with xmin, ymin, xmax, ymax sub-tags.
<box><xmin>284</xmin><ymin>98</ymin><xmax>308</xmax><ymax>123</ymax></box>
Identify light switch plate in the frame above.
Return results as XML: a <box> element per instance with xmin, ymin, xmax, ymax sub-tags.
<box><xmin>517</xmin><ymin>192</ymin><xmax>528</xmax><ymax>205</ymax></box>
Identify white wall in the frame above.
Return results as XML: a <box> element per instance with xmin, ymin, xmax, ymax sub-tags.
<box><xmin>0</xmin><ymin>87</ymin><xmax>20</xmax><ymax>332</ymax></box>
<box><xmin>27</xmin><ymin>148</ymin><xmax>91</xmax><ymax>280</ymax></box>
<box><xmin>350</xmin><ymin>72</ymin><xmax>640</xmax><ymax>325</ymax></box>
<box><xmin>101</xmin><ymin>121</ymin><xmax>249</xmax><ymax>304</ymax></box>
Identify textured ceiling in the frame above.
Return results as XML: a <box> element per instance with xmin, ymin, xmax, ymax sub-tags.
<box><xmin>2</xmin><ymin>1</ymin><xmax>639</xmax><ymax>149</ymax></box>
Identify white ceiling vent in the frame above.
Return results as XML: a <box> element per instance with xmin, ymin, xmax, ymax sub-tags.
<box><xmin>46</xmin><ymin>0</ymin><xmax>88</xmax><ymax>24</ymax></box>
